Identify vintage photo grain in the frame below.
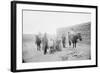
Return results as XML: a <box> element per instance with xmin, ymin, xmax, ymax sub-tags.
<box><xmin>22</xmin><ymin>10</ymin><xmax>91</xmax><ymax>63</ymax></box>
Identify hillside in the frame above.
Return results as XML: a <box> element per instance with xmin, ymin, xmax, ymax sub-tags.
<box><xmin>57</xmin><ymin>22</ymin><xmax>91</xmax><ymax>45</ymax></box>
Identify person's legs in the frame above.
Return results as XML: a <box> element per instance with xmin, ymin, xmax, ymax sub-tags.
<box><xmin>63</xmin><ymin>42</ymin><xmax>66</xmax><ymax>48</ymax></box>
<box><xmin>38</xmin><ymin>43</ymin><xmax>41</xmax><ymax>51</ymax></box>
<box><xmin>69</xmin><ymin>41</ymin><xmax>71</xmax><ymax>46</ymax></box>
<box><xmin>44</xmin><ymin>44</ymin><xmax>48</xmax><ymax>55</ymax></box>
<box><xmin>73</xmin><ymin>43</ymin><xmax>74</xmax><ymax>48</ymax></box>
<box><xmin>75</xmin><ymin>42</ymin><xmax>77</xmax><ymax>48</ymax></box>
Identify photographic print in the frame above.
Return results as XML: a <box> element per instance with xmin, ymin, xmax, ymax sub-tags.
<box><xmin>11</xmin><ymin>1</ymin><xmax>98</xmax><ymax>72</ymax></box>
<box><xmin>22</xmin><ymin>10</ymin><xmax>91</xmax><ymax>63</ymax></box>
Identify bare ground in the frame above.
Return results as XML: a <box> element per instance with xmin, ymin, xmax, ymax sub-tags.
<box><xmin>22</xmin><ymin>41</ymin><xmax>91</xmax><ymax>63</ymax></box>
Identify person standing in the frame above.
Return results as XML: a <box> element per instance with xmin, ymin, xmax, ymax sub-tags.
<box><xmin>62</xmin><ymin>34</ymin><xmax>66</xmax><ymax>48</ymax></box>
<box><xmin>42</xmin><ymin>33</ymin><xmax>48</xmax><ymax>55</ymax></box>
<box><xmin>35</xmin><ymin>35</ymin><xmax>41</xmax><ymax>51</ymax></box>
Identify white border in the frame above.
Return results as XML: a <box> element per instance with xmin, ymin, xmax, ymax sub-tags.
<box><xmin>16</xmin><ymin>3</ymin><xmax>96</xmax><ymax>70</ymax></box>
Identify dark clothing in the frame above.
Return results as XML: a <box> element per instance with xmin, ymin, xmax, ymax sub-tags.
<box><xmin>44</xmin><ymin>43</ymin><xmax>48</xmax><ymax>55</ymax></box>
<box><xmin>35</xmin><ymin>35</ymin><xmax>41</xmax><ymax>50</ymax></box>
<box><xmin>62</xmin><ymin>36</ymin><xmax>66</xmax><ymax>48</ymax></box>
<box><xmin>42</xmin><ymin>35</ymin><xmax>48</xmax><ymax>54</ymax></box>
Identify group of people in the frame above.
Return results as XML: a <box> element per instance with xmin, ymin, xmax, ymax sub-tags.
<box><xmin>35</xmin><ymin>33</ymin><xmax>66</xmax><ymax>55</ymax></box>
<box><xmin>35</xmin><ymin>29</ymin><xmax>82</xmax><ymax>55</ymax></box>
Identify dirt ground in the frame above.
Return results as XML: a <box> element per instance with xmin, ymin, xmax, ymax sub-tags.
<box><xmin>22</xmin><ymin>40</ymin><xmax>91</xmax><ymax>63</ymax></box>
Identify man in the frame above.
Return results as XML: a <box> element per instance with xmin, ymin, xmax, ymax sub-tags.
<box><xmin>62</xmin><ymin>34</ymin><xmax>66</xmax><ymax>48</ymax></box>
<box><xmin>42</xmin><ymin>33</ymin><xmax>48</xmax><ymax>55</ymax></box>
<box><xmin>68</xmin><ymin>28</ymin><xmax>78</xmax><ymax>48</ymax></box>
<box><xmin>35</xmin><ymin>35</ymin><xmax>41</xmax><ymax>51</ymax></box>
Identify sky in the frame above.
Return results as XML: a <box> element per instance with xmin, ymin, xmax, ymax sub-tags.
<box><xmin>23</xmin><ymin>10</ymin><xmax>91</xmax><ymax>35</ymax></box>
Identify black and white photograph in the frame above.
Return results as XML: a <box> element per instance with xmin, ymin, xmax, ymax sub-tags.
<box><xmin>11</xmin><ymin>1</ymin><xmax>97</xmax><ymax>72</ymax></box>
<box><xmin>22</xmin><ymin>10</ymin><xmax>91</xmax><ymax>63</ymax></box>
